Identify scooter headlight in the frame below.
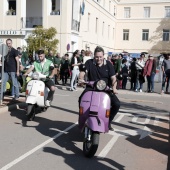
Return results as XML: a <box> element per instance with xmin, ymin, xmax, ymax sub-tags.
<box><xmin>32</xmin><ymin>72</ymin><xmax>39</xmax><ymax>80</ymax></box>
<box><xmin>96</xmin><ymin>80</ymin><xmax>107</xmax><ymax>91</ymax></box>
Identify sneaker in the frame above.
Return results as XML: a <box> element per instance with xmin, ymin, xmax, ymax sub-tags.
<box><xmin>139</xmin><ymin>89</ymin><xmax>142</xmax><ymax>92</ymax></box>
<box><xmin>70</xmin><ymin>88</ymin><xmax>74</xmax><ymax>91</ymax></box>
<box><xmin>12</xmin><ymin>96</ymin><xmax>19</xmax><ymax>100</ymax></box>
<box><xmin>108</xmin><ymin>123</ymin><xmax>114</xmax><ymax>131</ymax></box>
<box><xmin>135</xmin><ymin>89</ymin><xmax>138</xmax><ymax>92</ymax></box>
<box><xmin>45</xmin><ymin>100</ymin><xmax>51</xmax><ymax>107</ymax></box>
<box><xmin>73</xmin><ymin>87</ymin><xmax>77</xmax><ymax>91</ymax></box>
<box><xmin>161</xmin><ymin>90</ymin><xmax>164</xmax><ymax>94</ymax></box>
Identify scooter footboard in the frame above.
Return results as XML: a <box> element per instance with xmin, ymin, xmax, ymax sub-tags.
<box><xmin>85</xmin><ymin>117</ymin><xmax>109</xmax><ymax>133</ymax></box>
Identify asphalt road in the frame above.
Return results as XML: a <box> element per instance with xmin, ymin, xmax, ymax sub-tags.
<box><xmin>0</xmin><ymin>86</ymin><xmax>169</xmax><ymax>170</ymax></box>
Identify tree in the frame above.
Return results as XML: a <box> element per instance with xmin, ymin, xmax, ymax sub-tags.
<box><xmin>27</xmin><ymin>27</ymin><xmax>59</xmax><ymax>55</ymax></box>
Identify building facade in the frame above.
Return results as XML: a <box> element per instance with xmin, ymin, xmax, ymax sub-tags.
<box><xmin>0</xmin><ymin>0</ymin><xmax>170</xmax><ymax>56</ymax></box>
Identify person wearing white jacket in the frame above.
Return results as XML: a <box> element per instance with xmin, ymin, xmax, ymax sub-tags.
<box><xmin>136</xmin><ymin>54</ymin><xmax>145</xmax><ymax>92</ymax></box>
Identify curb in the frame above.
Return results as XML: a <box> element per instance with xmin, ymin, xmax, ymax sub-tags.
<box><xmin>0</xmin><ymin>102</ymin><xmax>27</xmax><ymax>114</ymax></box>
<box><xmin>55</xmin><ymin>85</ymin><xmax>170</xmax><ymax>97</ymax></box>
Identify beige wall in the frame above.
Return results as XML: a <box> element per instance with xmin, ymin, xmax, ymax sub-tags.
<box><xmin>115</xmin><ymin>1</ymin><xmax>170</xmax><ymax>54</ymax></box>
<box><xmin>0</xmin><ymin>0</ymin><xmax>170</xmax><ymax>55</ymax></box>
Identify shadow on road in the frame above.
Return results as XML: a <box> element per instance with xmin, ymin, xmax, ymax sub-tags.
<box><xmin>9</xmin><ymin>100</ymin><xmax>169</xmax><ymax>169</ymax></box>
<box><xmin>120</xmin><ymin>101</ymin><xmax>169</xmax><ymax>113</ymax></box>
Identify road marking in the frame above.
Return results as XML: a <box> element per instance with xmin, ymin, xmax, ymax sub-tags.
<box><xmin>54</xmin><ymin>94</ymin><xmax>69</xmax><ymax>96</ymax></box>
<box><xmin>154</xmin><ymin>116</ymin><xmax>159</xmax><ymax>125</ymax></box>
<box><xmin>119</xmin><ymin>98</ymin><xmax>163</xmax><ymax>104</ymax></box>
<box><xmin>0</xmin><ymin>122</ymin><xmax>78</xmax><ymax>170</ymax></box>
<box><xmin>132</xmin><ymin>115</ymin><xmax>150</xmax><ymax>125</ymax></box>
<box><xmin>98</xmin><ymin>114</ymin><xmax>125</xmax><ymax>158</ymax></box>
<box><xmin>98</xmin><ymin>135</ymin><xmax>120</xmax><ymax>158</ymax></box>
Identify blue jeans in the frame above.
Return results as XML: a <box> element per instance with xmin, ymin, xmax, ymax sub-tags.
<box><xmin>3</xmin><ymin>72</ymin><xmax>19</xmax><ymax>98</ymax></box>
<box><xmin>147</xmin><ymin>72</ymin><xmax>155</xmax><ymax>92</ymax></box>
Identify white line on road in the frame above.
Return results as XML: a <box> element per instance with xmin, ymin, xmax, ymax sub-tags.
<box><xmin>0</xmin><ymin>122</ymin><xmax>78</xmax><ymax>170</ymax></box>
<box><xmin>97</xmin><ymin>113</ymin><xmax>125</xmax><ymax>158</ymax></box>
<box><xmin>98</xmin><ymin>135</ymin><xmax>120</xmax><ymax>158</ymax></box>
<box><xmin>54</xmin><ymin>94</ymin><xmax>69</xmax><ymax>96</ymax></box>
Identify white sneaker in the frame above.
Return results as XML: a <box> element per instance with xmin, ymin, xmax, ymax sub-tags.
<box><xmin>45</xmin><ymin>100</ymin><xmax>51</xmax><ymax>107</ymax></box>
<box><xmin>73</xmin><ymin>87</ymin><xmax>77</xmax><ymax>91</ymax></box>
<box><xmin>139</xmin><ymin>89</ymin><xmax>142</xmax><ymax>92</ymax></box>
<box><xmin>135</xmin><ymin>89</ymin><xmax>138</xmax><ymax>92</ymax></box>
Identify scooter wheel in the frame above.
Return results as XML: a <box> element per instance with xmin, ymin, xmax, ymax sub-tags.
<box><xmin>83</xmin><ymin>132</ymin><xmax>99</xmax><ymax>158</ymax></box>
<box><xmin>26</xmin><ymin>104</ymin><xmax>35</xmax><ymax>121</ymax></box>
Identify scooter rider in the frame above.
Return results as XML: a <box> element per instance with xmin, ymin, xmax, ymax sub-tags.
<box><xmin>24</xmin><ymin>50</ymin><xmax>55</xmax><ymax>106</ymax></box>
<box><xmin>79</xmin><ymin>46</ymin><xmax>120</xmax><ymax>131</ymax></box>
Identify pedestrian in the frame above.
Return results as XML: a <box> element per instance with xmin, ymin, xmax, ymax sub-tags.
<box><xmin>54</xmin><ymin>52</ymin><xmax>61</xmax><ymax>85</ymax></box>
<box><xmin>161</xmin><ymin>53</ymin><xmax>170</xmax><ymax>94</ymax></box>
<box><xmin>79</xmin><ymin>49</ymin><xmax>85</xmax><ymax>63</ymax></box>
<box><xmin>112</xmin><ymin>54</ymin><xmax>122</xmax><ymax>89</ymax></box>
<box><xmin>129</xmin><ymin>58</ymin><xmax>138</xmax><ymax>91</ymax></box>
<box><xmin>143</xmin><ymin>54</ymin><xmax>157</xmax><ymax>93</ymax></box>
<box><xmin>70</xmin><ymin>50</ymin><xmax>81</xmax><ymax>91</ymax></box>
<box><xmin>107</xmin><ymin>55</ymin><xmax>113</xmax><ymax>64</ymax></box>
<box><xmin>60</xmin><ymin>53</ymin><xmax>70</xmax><ymax>85</ymax></box>
<box><xmin>121</xmin><ymin>59</ymin><xmax>129</xmax><ymax>89</ymax></box>
<box><xmin>2</xmin><ymin>39</ymin><xmax>20</xmax><ymax>100</ymax></box>
<box><xmin>136</xmin><ymin>53</ymin><xmax>145</xmax><ymax>92</ymax></box>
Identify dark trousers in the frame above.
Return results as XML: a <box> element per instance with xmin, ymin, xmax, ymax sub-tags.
<box><xmin>45</xmin><ymin>79</ymin><xmax>55</xmax><ymax>101</ymax></box>
<box><xmin>122</xmin><ymin>76</ymin><xmax>127</xmax><ymax>89</ymax></box>
<box><xmin>79</xmin><ymin>89</ymin><xmax>120</xmax><ymax>123</ymax></box>
<box><xmin>61</xmin><ymin>72</ymin><xmax>69</xmax><ymax>84</ymax></box>
<box><xmin>130</xmin><ymin>76</ymin><xmax>137</xmax><ymax>90</ymax></box>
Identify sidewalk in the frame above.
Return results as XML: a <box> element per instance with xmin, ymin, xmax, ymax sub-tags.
<box><xmin>0</xmin><ymin>96</ymin><xmax>26</xmax><ymax>114</ymax></box>
<box><xmin>55</xmin><ymin>84</ymin><xmax>170</xmax><ymax>97</ymax></box>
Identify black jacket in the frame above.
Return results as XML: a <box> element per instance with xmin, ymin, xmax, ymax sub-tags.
<box><xmin>70</xmin><ymin>56</ymin><xmax>81</xmax><ymax>70</ymax></box>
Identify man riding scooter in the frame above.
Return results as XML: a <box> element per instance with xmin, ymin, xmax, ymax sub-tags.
<box><xmin>24</xmin><ymin>49</ymin><xmax>55</xmax><ymax>106</ymax></box>
<box><xmin>79</xmin><ymin>46</ymin><xmax>120</xmax><ymax>131</ymax></box>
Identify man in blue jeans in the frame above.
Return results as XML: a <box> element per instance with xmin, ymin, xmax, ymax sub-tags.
<box><xmin>3</xmin><ymin>39</ymin><xmax>20</xmax><ymax>100</ymax></box>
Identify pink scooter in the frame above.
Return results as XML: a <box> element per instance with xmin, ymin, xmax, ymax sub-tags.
<box><xmin>79</xmin><ymin>80</ymin><xmax>111</xmax><ymax>158</ymax></box>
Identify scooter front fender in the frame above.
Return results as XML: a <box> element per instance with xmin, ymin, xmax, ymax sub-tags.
<box><xmin>85</xmin><ymin>117</ymin><xmax>109</xmax><ymax>133</ymax></box>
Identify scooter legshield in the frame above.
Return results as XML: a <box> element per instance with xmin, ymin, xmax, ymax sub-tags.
<box><xmin>26</xmin><ymin>80</ymin><xmax>46</xmax><ymax>106</ymax></box>
<box><xmin>85</xmin><ymin>117</ymin><xmax>106</xmax><ymax>133</ymax></box>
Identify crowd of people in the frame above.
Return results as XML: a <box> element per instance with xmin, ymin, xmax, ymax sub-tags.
<box><xmin>0</xmin><ymin>38</ymin><xmax>170</xmax><ymax>100</ymax></box>
<box><xmin>107</xmin><ymin>53</ymin><xmax>170</xmax><ymax>94</ymax></box>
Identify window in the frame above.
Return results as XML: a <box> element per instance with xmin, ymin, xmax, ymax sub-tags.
<box><xmin>163</xmin><ymin>29</ymin><xmax>170</xmax><ymax>41</ymax></box>
<box><xmin>124</xmin><ymin>7</ymin><xmax>130</xmax><ymax>18</ymax></box>
<box><xmin>108</xmin><ymin>25</ymin><xmax>110</xmax><ymax>38</ymax></box>
<box><xmin>142</xmin><ymin>29</ymin><xmax>149</xmax><ymax>41</ymax></box>
<box><xmin>51</xmin><ymin>0</ymin><xmax>60</xmax><ymax>15</ymax></box>
<box><xmin>165</xmin><ymin>6</ymin><xmax>170</xmax><ymax>18</ymax></box>
<box><xmin>144</xmin><ymin>7</ymin><xmax>150</xmax><ymax>18</ymax></box>
<box><xmin>88</xmin><ymin>13</ymin><xmax>90</xmax><ymax>31</ymax></box>
<box><xmin>95</xmin><ymin>18</ymin><xmax>98</xmax><ymax>33</ymax></box>
<box><xmin>7</xmin><ymin>0</ymin><xmax>16</xmax><ymax>15</ymax></box>
<box><xmin>123</xmin><ymin>29</ymin><xmax>129</xmax><ymax>40</ymax></box>
<box><xmin>102</xmin><ymin>22</ymin><xmax>104</xmax><ymax>35</ymax></box>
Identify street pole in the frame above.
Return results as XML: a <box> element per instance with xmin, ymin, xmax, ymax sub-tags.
<box><xmin>0</xmin><ymin>44</ymin><xmax>7</xmax><ymax>105</ymax></box>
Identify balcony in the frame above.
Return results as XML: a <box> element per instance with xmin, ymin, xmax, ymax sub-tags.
<box><xmin>21</xmin><ymin>17</ymin><xmax>43</xmax><ymax>28</ymax></box>
<box><xmin>72</xmin><ymin>19</ymin><xmax>80</xmax><ymax>32</ymax></box>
